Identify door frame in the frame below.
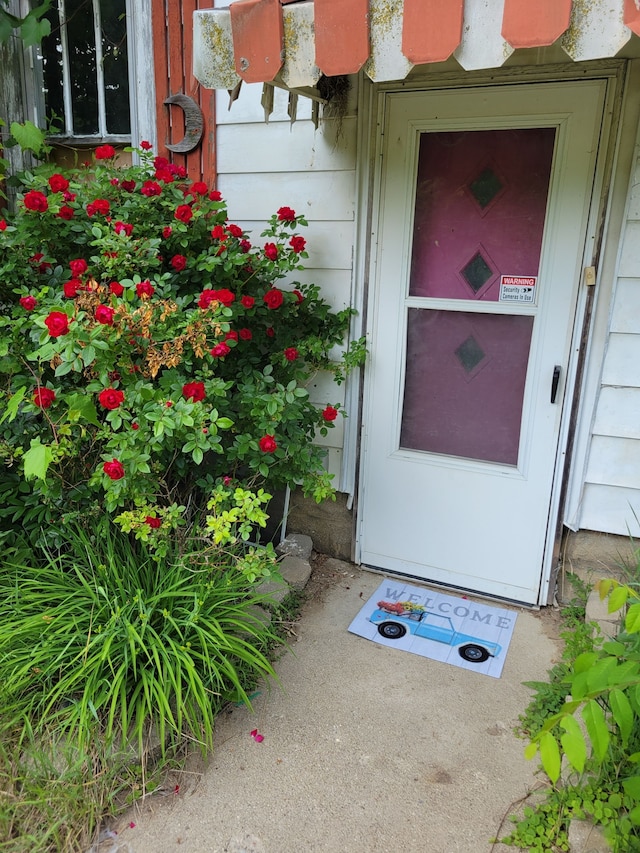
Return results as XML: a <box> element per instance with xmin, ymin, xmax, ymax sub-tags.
<box><xmin>349</xmin><ymin>62</ymin><xmax>627</xmax><ymax>605</ymax></box>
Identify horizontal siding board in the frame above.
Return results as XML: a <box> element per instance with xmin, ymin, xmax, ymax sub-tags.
<box><xmin>217</xmin><ymin>119</ymin><xmax>357</xmax><ymax>173</ymax></box>
<box><xmin>593</xmin><ymin>387</ymin><xmax>640</xmax><ymax>439</ymax></box>
<box><xmin>618</xmin><ymin>220</ymin><xmax>640</xmax><ymax>277</ymax></box>
<box><xmin>586</xmin><ymin>436</ymin><xmax>640</xmax><ymax>489</ymax></box>
<box><xmin>306</xmin><ymin>370</ymin><xmax>346</xmax><ymax>406</ymax></box>
<box><xmin>601</xmin><ymin>333</ymin><xmax>640</xmax><ymax>388</ymax></box>
<box><xmin>610</xmin><ymin>279</ymin><xmax>640</xmax><ymax>333</ymax></box>
<box><xmin>218</xmin><ymin>171</ymin><xmax>356</xmax><ymax>221</ymax></box>
<box><xmin>293</xmin><ymin>268</ymin><xmax>353</xmax><ymax>309</ymax></box>
<box><xmin>236</xmin><ymin>221</ymin><xmax>355</xmax><ymax>270</ymax></box>
<box><xmin>579</xmin><ymin>483</ymin><xmax>640</xmax><ymax>538</ymax></box>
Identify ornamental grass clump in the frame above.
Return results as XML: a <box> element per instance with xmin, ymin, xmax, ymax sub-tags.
<box><xmin>0</xmin><ymin>141</ymin><xmax>363</xmax><ymax>545</ymax></box>
<box><xmin>0</xmin><ymin>519</ymin><xmax>281</xmax><ymax>758</ymax></box>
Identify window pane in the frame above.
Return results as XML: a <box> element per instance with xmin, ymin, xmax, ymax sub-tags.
<box><xmin>42</xmin><ymin>9</ymin><xmax>66</xmax><ymax>133</ymax></box>
<box><xmin>101</xmin><ymin>0</ymin><xmax>130</xmax><ymax>134</ymax></box>
<box><xmin>66</xmin><ymin>0</ymin><xmax>99</xmax><ymax>134</ymax></box>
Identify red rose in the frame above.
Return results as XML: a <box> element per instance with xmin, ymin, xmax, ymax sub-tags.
<box><xmin>171</xmin><ymin>254</ymin><xmax>187</xmax><ymax>271</ymax></box>
<box><xmin>225</xmin><ymin>330</ymin><xmax>238</xmax><ymax>342</ymax></box>
<box><xmin>145</xmin><ymin>516</ymin><xmax>161</xmax><ymax>528</ymax></box>
<box><xmin>48</xmin><ymin>173</ymin><xmax>69</xmax><ymax>193</ymax></box>
<box><xmin>109</xmin><ymin>281</ymin><xmax>124</xmax><ymax>296</ymax></box>
<box><xmin>259</xmin><ymin>435</ymin><xmax>277</xmax><ymax>453</ymax></box>
<box><xmin>140</xmin><ymin>140</ymin><xmax>152</xmax><ymax>150</ymax></box>
<box><xmin>216</xmin><ymin>288</ymin><xmax>235</xmax><ymax>306</ymax></box>
<box><xmin>290</xmin><ymin>235</ymin><xmax>306</xmax><ymax>253</ymax></box>
<box><xmin>103</xmin><ymin>459</ymin><xmax>125</xmax><ymax>480</ymax></box>
<box><xmin>162</xmin><ymin>226</ymin><xmax>172</xmax><ymax>239</ymax></box>
<box><xmin>95</xmin><ymin>144</ymin><xmax>116</xmax><ymax>160</ymax></box>
<box><xmin>293</xmin><ymin>289</ymin><xmax>304</xmax><ymax>303</ymax></box>
<box><xmin>182</xmin><ymin>381</ymin><xmax>206</xmax><ymax>402</ymax></box>
<box><xmin>114</xmin><ymin>220</ymin><xmax>133</xmax><ymax>235</ymax></box>
<box><xmin>98</xmin><ymin>388</ymin><xmax>125</xmax><ymax>410</ymax></box>
<box><xmin>211</xmin><ymin>224</ymin><xmax>226</xmax><ymax>240</ymax></box>
<box><xmin>239</xmin><ymin>328</ymin><xmax>252</xmax><ymax>341</ymax></box>
<box><xmin>121</xmin><ymin>180</ymin><xmax>136</xmax><ymax>192</ymax></box>
<box><xmin>95</xmin><ymin>304</ymin><xmax>115</xmax><ymax>325</ymax></box>
<box><xmin>141</xmin><ymin>180</ymin><xmax>162</xmax><ymax>197</ymax></box>
<box><xmin>23</xmin><ymin>190</ymin><xmax>48</xmax><ymax>212</ymax></box>
<box><xmin>131</xmin><ymin>422</ymin><xmax>139</xmax><ymax>430</ymax></box>
<box><xmin>69</xmin><ymin>258</ymin><xmax>88</xmax><ymax>276</ymax></box>
<box><xmin>63</xmin><ymin>191</ymin><xmax>76</xmax><ymax>202</ymax></box>
<box><xmin>264</xmin><ymin>242</ymin><xmax>278</xmax><ymax>261</ymax></box>
<box><xmin>284</xmin><ymin>347</ymin><xmax>299</xmax><ymax>362</ymax></box>
<box><xmin>241</xmin><ymin>295</ymin><xmax>255</xmax><ymax>309</ymax></box>
<box><xmin>266</xmin><ymin>327</ymin><xmax>275</xmax><ymax>337</ymax></box>
<box><xmin>58</xmin><ymin>205</ymin><xmax>75</xmax><ymax>220</ymax></box>
<box><xmin>45</xmin><ymin>311</ymin><xmax>70</xmax><ymax>337</ymax></box>
<box><xmin>87</xmin><ymin>198</ymin><xmax>110</xmax><ymax>216</ymax></box>
<box><xmin>198</xmin><ymin>290</ymin><xmax>216</xmax><ymax>309</ymax></box>
<box><xmin>19</xmin><ymin>295</ymin><xmax>37</xmax><ymax>311</ymax></box>
<box><xmin>188</xmin><ymin>181</ymin><xmax>208</xmax><ymax>195</ymax></box>
<box><xmin>0</xmin><ymin>219</ymin><xmax>7</xmax><ymax>230</ymax></box>
<box><xmin>240</xmin><ymin>239</ymin><xmax>251</xmax><ymax>253</ymax></box>
<box><xmin>63</xmin><ymin>279</ymin><xmax>81</xmax><ymax>298</ymax></box>
<box><xmin>277</xmin><ymin>206</ymin><xmax>296</xmax><ymax>221</ymax></box>
<box><xmin>33</xmin><ymin>387</ymin><xmax>56</xmax><ymax>408</ymax></box>
<box><xmin>210</xmin><ymin>342</ymin><xmax>231</xmax><ymax>358</ymax></box>
<box><xmin>175</xmin><ymin>204</ymin><xmax>193</xmax><ymax>223</ymax></box>
<box><xmin>209</xmin><ymin>190</ymin><xmax>222</xmax><ymax>201</ymax></box>
<box><xmin>322</xmin><ymin>405</ymin><xmax>338</xmax><ymax>422</ymax></box>
<box><xmin>227</xmin><ymin>223</ymin><xmax>243</xmax><ymax>238</ymax></box>
<box><xmin>136</xmin><ymin>280</ymin><xmax>155</xmax><ymax>298</ymax></box>
<box><xmin>263</xmin><ymin>288</ymin><xmax>283</xmax><ymax>309</ymax></box>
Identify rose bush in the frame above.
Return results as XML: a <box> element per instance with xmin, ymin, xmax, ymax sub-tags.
<box><xmin>0</xmin><ymin>143</ymin><xmax>363</xmax><ymax>543</ymax></box>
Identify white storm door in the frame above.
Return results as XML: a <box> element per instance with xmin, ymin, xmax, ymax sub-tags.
<box><xmin>359</xmin><ymin>81</ymin><xmax>606</xmax><ymax>605</ymax></box>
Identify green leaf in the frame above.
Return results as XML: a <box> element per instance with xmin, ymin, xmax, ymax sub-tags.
<box><xmin>582</xmin><ymin>699</ymin><xmax>610</xmax><ymax>763</ymax></box>
<box><xmin>559</xmin><ymin>716</ymin><xmax>587</xmax><ymax>774</ymax></box>
<box><xmin>626</xmin><ymin>603</ymin><xmax>640</xmax><ymax>634</ymax></box>
<box><xmin>216</xmin><ymin>417</ymin><xmax>233</xmax><ymax>429</ymax></box>
<box><xmin>66</xmin><ymin>393</ymin><xmax>100</xmax><ymax>426</ymax></box>
<box><xmin>20</xmin><ymin>11</ymin><xmax>51</xmax><ymax>47</ymax></box>
<box><xmin>630</xmin><ymin>805</ymin><xmax>640</xmax><ymax>826</ymax></box>
<box><xmin>608</xmin><ymin>584</ymin><xmax>629</xmax><ymax>613</ymax></box>
<box><xmin>10</xmin><ymin>120</ymin><xmax>47</xmax><ymax>155</ymax></box>
<box><xmin>0</xmin><ymin>385</ymin><xmax>26</xmax><ymax>424</ymax></box>
<box><xmin>81</xmin><ymin>345</ymin><xmax>96</xmax><ymax>366</ymax></box>
<box><xmin>524</xmin><ymin>741</ymin><xmax>538</xmax><ymax>761</ymax></box>
<box><xmin>23</xmin><ymin>438</ymin><xmax>53</xmax><ymax>481</ymax></box>
<box><xmin>539</xmin><ymin>731</ymin><xmax>561</xmax><ymax>784</ymax></box>
<box><xmin>192</xmin><ymin>447</ymin><xmax>204</xmax><ymax>465</ymax></box>
<box><xmin>623</xmin><ymin>776</ymin><xmax>640</xmax><ymax>799</ymax></box>
<box><xmin>55</xmin><ymin>360</ymin><xmax>73</xmax><ymax>377</ymax></box>
<box><xmin>609</xmin><ymin>688</ymin><xmax>634</xmax><ymax>744</ymax></box>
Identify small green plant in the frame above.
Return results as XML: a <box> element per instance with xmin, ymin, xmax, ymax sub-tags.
<box><xmin>502</xmin><ymin>578</ymin><xmax>640</xmax><ymax>852</ymax></box>
<box><xmin>0</xmin><ymin>519</ymin><xmax>282</xmax><ymax>760</ymax></box>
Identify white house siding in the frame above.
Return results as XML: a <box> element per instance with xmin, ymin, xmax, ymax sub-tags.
<box><xmin>214</xmin><ymin>83</ymin><xmax>358</xmax><ymax>481</ymax></box>
<box><xmin>580</xmin><ymin>140</ymin><xmax>640</xmax><ymax>538</ymax></box>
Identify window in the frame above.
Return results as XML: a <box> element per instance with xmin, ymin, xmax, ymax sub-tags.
<box><xmin>41</xmin><ymin>0</ymin><xmax>131</xmax><ymax>140</ymax></box>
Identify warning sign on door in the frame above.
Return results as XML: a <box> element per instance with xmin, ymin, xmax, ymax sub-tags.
<box><xmin>499</xmin><ymin>275</ymin><xmax>536</xmax><ymax>303</ymax></box>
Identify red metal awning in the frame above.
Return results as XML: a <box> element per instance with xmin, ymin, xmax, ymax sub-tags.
<box><xmin>194</xmin><ymin>0</ymin><xmax>640</xmax><ymax>92</ymax></box>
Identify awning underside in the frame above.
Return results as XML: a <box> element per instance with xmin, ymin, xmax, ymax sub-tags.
<box><xmin>194</xmin><ymin>0</ymin><xmax>640</xmax><ymax>92</ymax></box>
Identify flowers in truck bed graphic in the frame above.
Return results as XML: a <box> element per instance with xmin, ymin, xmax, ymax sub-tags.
<box><xmin>369</xmin><ymin>601</ymin><xmax>502</xmax><ymax>663</ymax></box>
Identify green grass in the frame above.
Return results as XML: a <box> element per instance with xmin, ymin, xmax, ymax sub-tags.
<box><xmin>0</xmin><ymin>519</ymin><xmax>285</xmax><ymax>850</ymax></box>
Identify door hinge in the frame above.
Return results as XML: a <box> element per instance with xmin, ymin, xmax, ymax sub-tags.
<box><xmin>584</xmin><ymin>266</ymin><xmax>596</xmax><ymax>287</ymax></box>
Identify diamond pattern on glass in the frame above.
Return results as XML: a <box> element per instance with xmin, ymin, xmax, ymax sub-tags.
<box><xmin>461</xmin><ymin>252</ymin><xmax>493</xmax><ymax>293</ymax></box>
<box><xmin>468</xmin><ymin>167</ymin><xmax>503</xmax><ymax>209</ymax></box>
<box><xmin>455</xmin><ymin>335</ymin><xmax>486</xmax><ymax>374</ymax></box>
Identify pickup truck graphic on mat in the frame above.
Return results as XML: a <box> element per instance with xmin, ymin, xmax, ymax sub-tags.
<box><xmin>369</xmin><ymin>601</ymin><xmax>502</xmax><ymax>663</ymax></box>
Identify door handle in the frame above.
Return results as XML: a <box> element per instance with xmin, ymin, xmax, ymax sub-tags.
<box><xmin>550</xmin><ymin>365</ymin><xmax>561</xmax><ymax>404</ymax></box>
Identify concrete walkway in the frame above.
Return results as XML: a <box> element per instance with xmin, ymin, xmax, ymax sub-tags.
<box><xmin>116</xmin><ymin>557</ymin><xmax>562</xmax><ymax>853</ymax></box>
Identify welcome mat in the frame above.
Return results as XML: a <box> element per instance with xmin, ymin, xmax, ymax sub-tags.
<box><xmin>348</xmin><ymin>579</ymin><xmax>517</xmax><ymax>678</ymax></box>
